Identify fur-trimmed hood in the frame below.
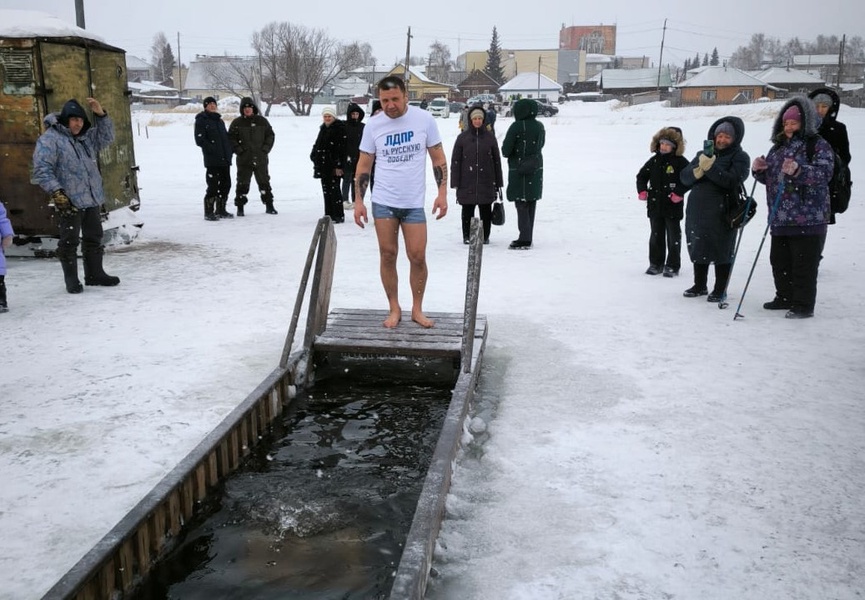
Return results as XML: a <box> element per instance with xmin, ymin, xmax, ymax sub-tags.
<box><xmin>808</xmin><ymin>86</ymin><xmax>840</xmax><ymax>122</ymax></box>
<box><xmin>706</xmin><ymin>116</ymin><xmax>745</xmax><ymax>150</ymax></box>
<box><xmin>512</xmin><ymin>98</ymin><xmax>538</xmax><ymax>120</ymax></box>
<box><xmin>771</xmin><ymin>96</ymin><xmax>819</xmax><ymax>142</ymax></box>
<box><xmin>650</xmin><ymin>126</ymin><xmax>685</xmax><ymax>156</ymax></box>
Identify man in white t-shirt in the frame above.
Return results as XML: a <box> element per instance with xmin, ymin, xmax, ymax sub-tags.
<box><xmin>354</xmin><ymin>76</ymin><xmax>449</xmax><ymax>328</ymax></box>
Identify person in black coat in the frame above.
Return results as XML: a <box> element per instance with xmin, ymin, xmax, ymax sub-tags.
<box><xmin>229</xmin><ymin>97</ymin><xmax>276</xmax><ymax>216</ymax></box>
<box><xmin>636</xmin><ymin>126</ymin><xmax>690</xmax><ymax>277</ymax></box>
<box><xmin>808</xmin><ymin>87</ymin><xmax>852</xmax><ymax>225</ymax></box>
<box><xmin>680</xmin><ymin>117</ymin><xmax>750</xmax><ymax>301</ymax></box>
<box><xmin>342</xmin><ymin>102</ymin><xmax>365</xmax><ymax>209</ymax></box>
<box><xmin>310</xmin><ymin>107</ymin><xmax>347</xmax><ymax>223</ymax></box>
<box><xmin>194</xmin><ymin>97</ymin><xmax>234</xmax><ymax>221</ymax></box>
<box><xmin>450</xmin><ymin>105</ymin><xmax>504</xmax><ymax>244</ymax></box>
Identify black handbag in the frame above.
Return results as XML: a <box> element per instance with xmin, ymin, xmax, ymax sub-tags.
<box><xmin>492</xmin><ymin>200</ymin><xmax>505</xmax><ymax>226</ymax></box>
<box><xmin>725</xmin><ymin>182</ymin><xmax>757</xmax><ymax>229</ymax></box>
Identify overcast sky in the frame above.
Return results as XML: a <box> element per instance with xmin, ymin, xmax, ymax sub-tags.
<box><xmin>1</xmin><ymin>0</ymin><xmax>856</xmax><ymax>68</ymax></box>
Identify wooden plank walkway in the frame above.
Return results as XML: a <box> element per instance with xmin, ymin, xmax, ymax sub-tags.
<box><xmin>314</xmin><ymin>308</ymin><xmax>487</xmax><ymax>359</ymax></box>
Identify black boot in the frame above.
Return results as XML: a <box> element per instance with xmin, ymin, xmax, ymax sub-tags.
<box><xmin>204</xmin><ymin>197</ymin><xmax>218</xmax><ymax>221</ymax></box>
<box><xmin>265</xmin><ymin>200</ymin><xmax>278</xmax><ymax>215</ymax></box>
<box><xmin>235</xmin><ymin>195</ymin><xmax>247</xmax><ymax>217</ymax></box>
<box><xmin>57</xmin><ymin>252</ymin><xmax>83</xmax><ymax>294</ymax></box>
<box><xmin>0</xmin><ymin>275</ymin><xmax>7</xmax><ymax>312</ymax></box>
<box><xmin>83</xmin><ymin>248</ymin><xmax>120</xmax><ymax>286</ymax></box>
<box><xmin>216</xmin><ymin>197</ymin><xmax>234</xmax><ymax>219</ymax></box>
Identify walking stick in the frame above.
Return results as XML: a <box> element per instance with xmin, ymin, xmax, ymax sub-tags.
<box><xmin>733</xmin><ymin>182</ymin><xmax>785</xmax><ymax>320</ymax></box>
<box><xmin>719</xmin><ymin>180</ymin><xmax>758</xmax><ymax>309</ymax></box>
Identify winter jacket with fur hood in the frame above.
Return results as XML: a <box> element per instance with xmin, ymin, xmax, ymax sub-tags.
<box><xmin>31</xmin><ymin>106</ymin><xmax>115</xmax><ymax>210</ymax></box>
<box><xmin>228</xmin><ymin>98</ymin><xmax>275</xmax><ymax>167</ymax></box>
<box><xmin>753</xmin><ymin>96</ymin><xmax>833</xmax><ymax>235</ymax></box>
<box><xmin>680</xmin><ymin>117</ymin><xmax>750</xmax><ymax>263</ymax></box>
<box><xmin>344</xmin><ymin>102</ymin><xmax>366</xmax><ymax>171</ymax></box>
<box><xmin>636</xmin><ymin>126</ymin><xmax>690</xmax><ymax>220</ymax></box>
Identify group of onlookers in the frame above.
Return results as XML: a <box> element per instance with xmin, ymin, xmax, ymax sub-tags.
<box><xmin>635</xmin><ymin>87</ymin><xmax>851</xmax><ymax>320</ymax></box>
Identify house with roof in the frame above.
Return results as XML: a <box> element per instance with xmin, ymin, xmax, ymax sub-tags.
<box><xmin>383</xmin><ymin>64</ymin><xmax>454</xmax><ymax>100</ymax></box>
<box><xmin>125</xmin><ymin>55</ymin><xmax>152</xmax><ymax>82</ymax></box>
<box><xmin>184</xmin><ymin>55</ymin><xmax>257</xmax><ymax>103</ymax></box>
<box><xmin>599</xmin><ymin>67</ymin><xmax>672</xmax><ymax>96</ymax></box>
<box><xmin>128</xmin><ymin>80</ymin><xmax>181</xmax><ymax>106</ymax></box>
<box><xmin>751</xmin><ymin>67</ymin><xmax>825</xmax><ymax>96</ymax></box>
<box><xmin>456</xmin><ymin>69</ymin><xmax>500</xmax><ymax>100</ymax></box>
<box><xmin>675</xmin><ymin>65</ymin><xmax>780</xmax><ymax>106</ymax></box>
<box><xmin>497</xmin><ymin>72</ymin><xmax>562</xmax><ymax>102</ymax></box>
<box><xmin>791</xmin><ymin>54</ymin><xmax>865</xmax><ymax>85</ymax></box>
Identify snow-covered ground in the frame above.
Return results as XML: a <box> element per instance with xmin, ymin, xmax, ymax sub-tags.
<box><xmin>1</xmin><ymin>98</ymin><xmax>863</xmax><ymax>600</ymax></box>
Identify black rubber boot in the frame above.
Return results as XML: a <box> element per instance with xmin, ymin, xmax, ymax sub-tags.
<box><xmin>216</xmin><ymin>198</ymin><xmax>234</xmax><ymax>219</ymax></box>
<box><xmin>83</xmin><ymin>248</ymin><xmax>120</xmax><ymax>286</ymax></box>
<box><xmin>235</xmin><ymin>195</ymin><xmax>247</xmax><ymax>217</ymax></box>
<box><xmin>58</xmin><ymin>253</ymin><xmax>83</xmax><ymax>294</ymax></box>
<box><xmin>204</xmin><ymin>197</ymin><xmax>218</xmax><ymax>221</ymax></box>
<box><xmin>0</xmin><ymin>275</ymin><xmax>8</xmax><ymax>312</ymax></box>
<box><xmin>265</xmin><ymin>200</ymin><xmax>278</xmax><ymax>215</ymax></box>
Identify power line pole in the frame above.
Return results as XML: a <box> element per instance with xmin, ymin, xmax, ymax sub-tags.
<box><xmin>657</xmin><ymin>18</ymin><xmax>667</xmax><ymax>90</ymax></box>
<box><xmin>404</xmin><ymin>26</ymin><xmax>412</xmax><ymax>96</ymax></box>
<box><xmin>177</xmin><ymin>32</ymin><xmax>183</xmax><ymax>95</ymax></box>
<box><xmin>836</xmin><ymin>34</ymin><xmax>846</xmax><ymax>87</ymax></box>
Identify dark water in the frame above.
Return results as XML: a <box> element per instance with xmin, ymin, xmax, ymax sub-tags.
<box><xmin>136</xmin><ymin>360</ymin><xmax>453</xmax><ymax>600</ymax></box>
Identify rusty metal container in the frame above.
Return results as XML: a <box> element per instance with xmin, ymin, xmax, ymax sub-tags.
<box><xmin>0</xmin><ymin>11</ymin><xmax>141</xmax><ymax>254</ymax></box>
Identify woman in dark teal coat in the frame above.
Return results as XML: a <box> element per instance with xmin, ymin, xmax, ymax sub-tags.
<box><xmin>501</xmin><ymin>98</ymin><xmax>545</xmax><ymax>249</ymax></box>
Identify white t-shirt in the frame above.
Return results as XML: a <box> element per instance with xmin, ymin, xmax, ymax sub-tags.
<box><xmin>359</xmin><ymin>105</ymin><xmax>442</xmax><ymax>209</ymax></box>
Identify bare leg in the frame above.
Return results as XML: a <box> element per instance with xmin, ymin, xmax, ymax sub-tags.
<box><xmin>374</xmin><ymin>218</ymin><xmax>402</xmax><ymax>327</ymax></box>
<box><xmin>401</xmin><ymin>222</ymin><xmax>434</xmax><ymax>328</ymax></box>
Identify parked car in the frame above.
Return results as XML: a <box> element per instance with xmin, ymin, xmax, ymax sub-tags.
<box><xmin>449</xmin><ymin>101</ymin><xmax>466</xmax><ymax>114</ymax></box>
<box><xmin>500</xmin><ymin>98</ymin><xmax>559</xmax><ymax>117</ymax></box>
<box><xmin>466</xmin><ymin>93</ymin><xmax>497</xmax><ymax>106</ymax></box>
<box><xmin>427</xmin><ymin>97</ymin><xmax>450</xmax><ymax>118</ymax></box>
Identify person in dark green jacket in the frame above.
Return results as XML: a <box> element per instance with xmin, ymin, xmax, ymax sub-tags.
<box><xmin>229</xmin><ymin>97</ymin><xmax>276</xmax><ymax>216</ymax></box>
<box><xmin>501</xmin><ymin>98</ymin><xmax>545</xmax><ymax>249</ymax></box>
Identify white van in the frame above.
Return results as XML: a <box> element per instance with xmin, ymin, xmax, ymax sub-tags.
<box><xmin>427</xmin><ymin>97</ymin><xmax>450</xmax><ymax>118</ymax></box>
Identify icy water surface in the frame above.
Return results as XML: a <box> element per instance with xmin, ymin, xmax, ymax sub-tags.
<box><xmin>136</xmin><ymin>360</ymin><xmax>453</xmax><ymax>599</ymax></box>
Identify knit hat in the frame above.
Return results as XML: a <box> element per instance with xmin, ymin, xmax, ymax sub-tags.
<box><xmin>202</xmin><ymin>96</ymin><xmax>217</xmax><ymax>107</ymax></box>
<box><xmin>714</xmin><ymin>121</ymin><xmax>736</xmax><ymax>140</ymax></box>
<box><xmin>782</xmin><ymin>105</ymin><xmax>801</xmax><ymax>122</ymax></box>
<box><xmin>811</xmin><ymin>94</ymin><xmax>832</xmax><ymax>107</ymax></box>
<box><xmin>58</xmin><ymin>99</ymin><xmax>89</xmax><ymax>129</ymax></box>
<box><xmin>321</xmin><ymin>106</ymin><xmax>337</xmax><ymax>118</ymax></box>
<box><xmin>659</xmin><ymin>137</ymin><xmax>676</xmax><ymax>148</ymax></box>
<box><xmin>469</xmin><ymin>108</ymin><xmax>486</xmax><ymax>121</ymax></box>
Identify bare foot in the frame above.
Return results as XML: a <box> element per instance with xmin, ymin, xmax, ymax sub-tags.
<box><xmin>383</xmin><ymin>308</ymin><xmax>402</xmax><ymax>328</ymax></box>
<box><xmin>411</xmin><ymin>310</ymin><xmax>435</xmax><ymax>328</ymax></box>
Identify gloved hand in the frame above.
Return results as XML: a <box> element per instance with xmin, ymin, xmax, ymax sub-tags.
<box><xmin>752</xmin><ymin>156</ymin><xmax>768</xmax><ymax>172</ymax></box>
<box><xmin>638</xmin><ymin>191</ymin><xmax>648</xmax><ymax>201</ymax></box>
<box><xmin>1</xmin><ymin>235</ymin><xmax>12</xmax><ymax>250</ymax></box>
<box><xmin>781</xmin><ymin>158</ymin><xmax>799</xmax><ymax>176</ymax></box>
<box><xmin>670</xmin><ymin>193</ymin><xmax>684</xmax><ymax>204</ymax></box>
<box><xmin>50</xmin><ymin>189</ymin><xmax>77</xmax><ymax>218</ymax></box>
<box><xmin>698</xmin><ymin>153</ymin><xmax>716</xmax><ymax>172</ymax></box>
<box><xmin>692</xmin><ymin>165</ymin><xmax>704</xmax><ymax>179</ymax></box>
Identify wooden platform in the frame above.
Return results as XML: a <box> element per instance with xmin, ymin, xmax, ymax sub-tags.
<box><xmin>314</xmin><ymin>308</ymin><xmax>487</xmax><ymax>359</ymax></box>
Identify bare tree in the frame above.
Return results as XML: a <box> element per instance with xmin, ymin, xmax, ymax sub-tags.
<box><xmin>427</xmin><ymin>40</ymin><xmax>452</xmax><ymax>83</ymax></box>
<box><xmin>150</xmin><ymin>32</ymin><xmax>176</xmax><ymax>83</ymax></box>
<box><xmin>251</xmin><ymin>22</ymin><xmax>366</xmax><ymax>116</ymax></box>
<box><xmin>203</xmin><ymin>56</ymin><xmax>259</xmax><ymax>106</ymax></box>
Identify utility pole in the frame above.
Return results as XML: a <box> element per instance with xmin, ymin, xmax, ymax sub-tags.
<box><xmin>836</xmin><ymin>34</ymin><xmax>846</xmax><ymax>87</ymax></box>
<box><xmin>404</xmin><ymin>26</ymin><xmax>412</xmax><ymax>97</ymax></box>
<box><xmin>177</xmin><ymin>32</ymin><xmax>183</xmax><ymax>96</ymax></box>
<box><xmin>74</xmin><ymin>0</ymin><xmax>85</xmax><ymax>28</ymax></box>
<box><xmin>537</xmin><ymin>55</ymin><xmax>541</xmax><ymax>99</ymax></box>
<box><xmin>657</xmin><ymin>18</ymin><xmax>667</xmax><ymax>90</ymax></box>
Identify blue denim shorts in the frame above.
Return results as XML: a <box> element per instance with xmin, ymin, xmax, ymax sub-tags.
<box><xmin>371</xmin><ymin>202</ymin><xmax>427</xmax><ymax>224</ymax></box>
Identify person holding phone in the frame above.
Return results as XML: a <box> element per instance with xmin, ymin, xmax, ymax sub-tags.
<box><xmin>679</xmin><ymin>117</ymin><xmax>750</xmax><ymax>301</ymax></box>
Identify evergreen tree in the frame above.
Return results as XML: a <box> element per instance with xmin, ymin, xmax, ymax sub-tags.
<box><xmin>710</xmin><ymin>47</ymin><xmax>720</xmax><ymax>66</ymax></box>
<box><xmin>693</xmin><ymin>52</ymin><xmax>701</xmax><ymax>69</ymax></box>
<box><xmin>484</xmin><ymin>27</ymin><xmax>504</xmax><ymax>83</ymax></box>
<box><xmin>702</xmin><ymin>52</ymin><xmax>709</xmax><ymax>66</ymax></box>
<box><xmin>683</xmin><ymin>57</ymin><xmax>691</xmax><ymax>72</ymax></box>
